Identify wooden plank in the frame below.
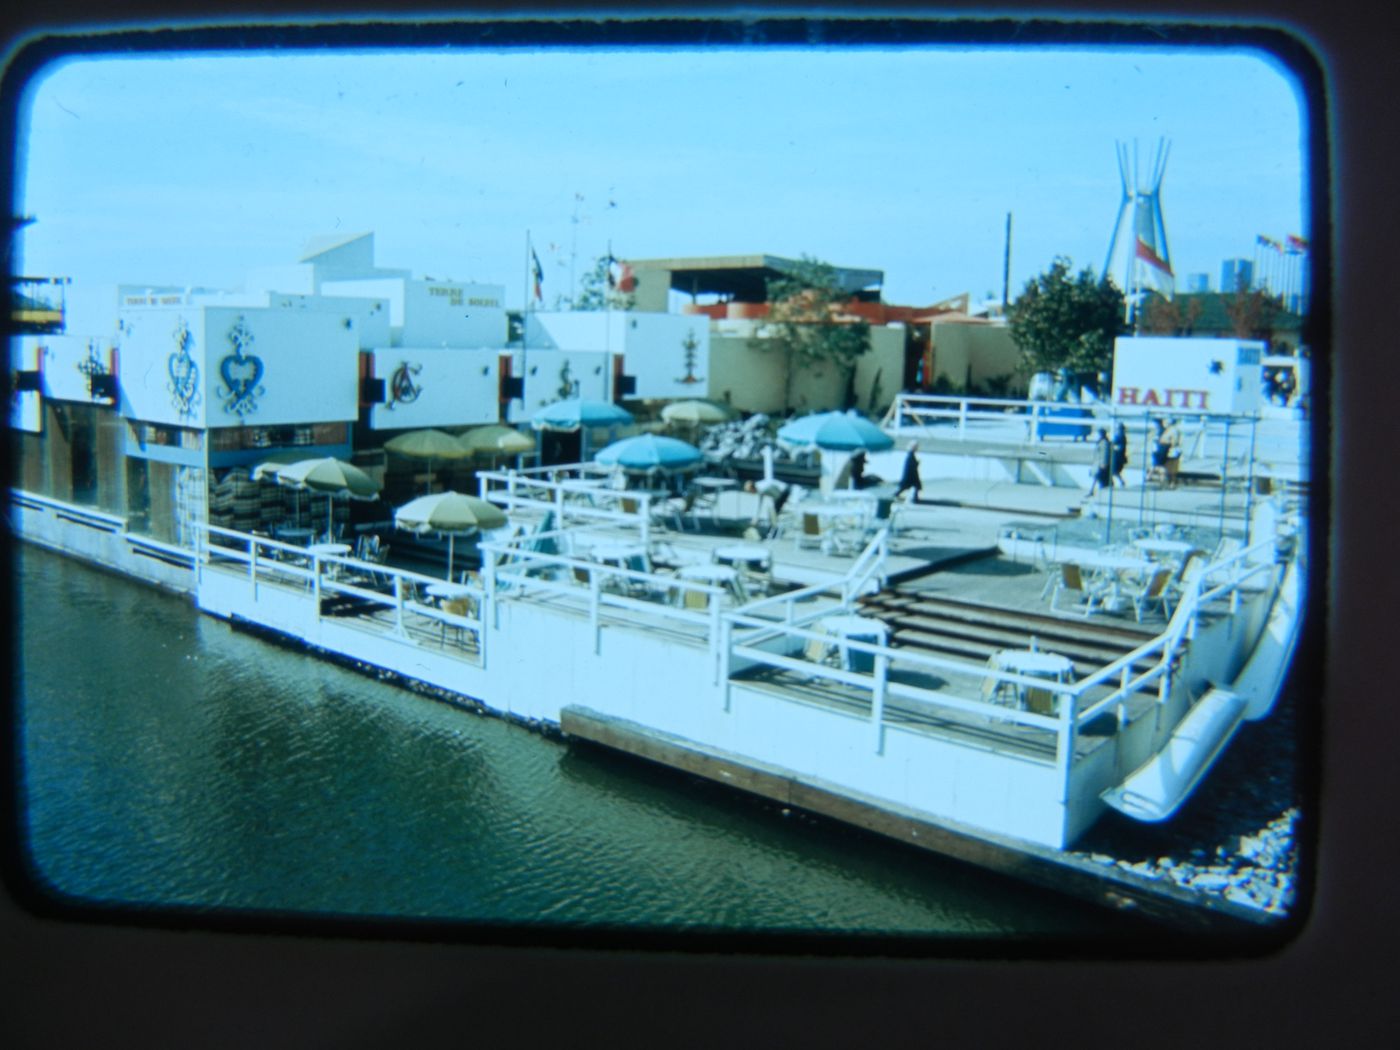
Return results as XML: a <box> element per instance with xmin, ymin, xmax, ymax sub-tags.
<box><xmin>559</xmin><ymin>705</ymin><xmax>1269</xmax><ymax>932</ymax></box>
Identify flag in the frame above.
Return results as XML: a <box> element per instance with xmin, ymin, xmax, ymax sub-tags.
<box><xmin>617</xmin><ymin>262</ymin><xmax>637</xmax><ymax>294</ymax></box>
<box><xmin>1257</xmin><ymin>234</ymin><xmax>1283</xmax><ymax>253</ymax></box>
<box><xmin>1135</xmin><ymin>237</ymin><xmax>1173</xmax><ymax>275</ymax></box>
<box><xmin>1286</xmin><ymin>234</ymin><xmax>1309</xmax><ymax>253</ymax></box>
<box><xmin>531</xmin><ymin>249</ymin><xmax>544</xmax><ymax>302</ymax></box>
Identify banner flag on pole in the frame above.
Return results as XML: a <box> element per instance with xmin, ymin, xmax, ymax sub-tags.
<box><xmin>531</xmin><ymin>248</ymin><xmax>544</xmax><ymax>302</ymax></box>
<box><xmin>1286</xmin><ymin>234</ymin><xmax>1309</xmax><ymax>253</ymax></box>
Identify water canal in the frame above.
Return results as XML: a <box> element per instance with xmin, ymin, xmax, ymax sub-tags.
<box><xmin>14</xmin><ymin>542</ymin><xmax>1131</xmax><ymax>943</ymax></box>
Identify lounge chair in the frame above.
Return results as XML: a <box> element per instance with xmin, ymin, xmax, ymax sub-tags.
<box><xmin>1048</xmin><ymin>563</ymin><xmax>1111</xmax><ymax>617</ymax></box>
<box><xmin>1122</xmin><ymin>566</ymin><xmax>1173</xmax><ymax>622</ymax></box>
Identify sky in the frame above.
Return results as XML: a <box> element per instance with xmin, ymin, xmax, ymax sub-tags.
<box><xmin>13</xmin><ymin>42</ymin><xmax>1309</xmax><ymax>310</ymax></box>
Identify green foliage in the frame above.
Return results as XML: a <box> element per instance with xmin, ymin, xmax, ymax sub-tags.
<box><xmin>748</xmin><ymin>255</ymin><xmax>870</xmax><ymax>412</ymax></box>
<box><xmin>1007</xmin><ymin>257</ymin><xmax>1126</xmax><ymax>375</ymax></box>
<box><xmin>1223</xmin><ymin>284</ymin><xmax>1284</xmax><ymax>340</ymax></box>
<box><xmin>574</xmin><ymin>256</ymin><xmax>636</xmax><ymax>312</ymax></box>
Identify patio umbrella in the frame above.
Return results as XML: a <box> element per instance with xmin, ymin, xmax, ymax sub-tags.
<box><xmin>660</xmin><ymin>399</ymin><xmax>733</xmax><ymax>426</ymax></box>
<box><xmin>776</xmin><ymin>410</ymin><xmax>894</xmax><ymax>451</ymax></box>
<box><xmin>532</xmin><ymin>398</ymin><xmax>634</xmax><ymax>463</ymax></box>
<box><xmin>394</xmin><ymin>490</ymin><xmax>508</xmax><ymax>579</ymax></box>
<box><xmin>458</xmin><ymin>424</ymin><xmax>536</xmax><ymax>457</ymax></box>
<box><xmin>530</xmin><ymin>398</ymin><xmax>634</xmax><ymax>431</ymax></box>
<box><xmin>384</xmin><ymin>428</ymin><xmax>471</xmax><ymax>493</ymax></box>
<box><xmin>274</xmin><ymin>457</ymin><xmax>382</xmax><ymax>540</ymax></box>
<box><xmin>594</xmin><ymin>434</ymin><xmax>702</xmax><ymax>473</ymax></box>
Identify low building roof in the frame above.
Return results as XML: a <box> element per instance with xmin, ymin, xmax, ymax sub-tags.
<box><xmin>627</xmin><ymin>253</ymin><xmax>884</xmax><ymax>302</ymax></box>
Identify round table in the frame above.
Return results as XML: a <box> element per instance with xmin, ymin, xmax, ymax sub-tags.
<box><xmin>991</xmin><ymin>649</ymin><xmax>1073</xmax><ymax>711</ymax></box>
<box><xmin>589</xmin><ymin>543</ymin><xmax>648</xmax><ymax>564</ymax></box>
<box><xmin>818</xmin><ymin>614</ymin><xmax>889</xmax><ymax>672</ymax></box>
<box><xmin>1133</xmin><ymin>538</ymin><xmax>1195</xmax><ymax>559</ymax></box>
<box><xmin>679</xmin><ymin>563</ymin><xmax>738</xmax><ymax>584</ymax></box>
<box><xmin>307</xmin><ymin>542</ymin><xmax>351</xmax><ymax>558</ymax></box>
<box><xmin>713</xmin><ymin>544</ymin><xmax>772</xmax><ymax>571</ymax></box>
<box><xmin>694</xmin><ymin>477</ymin><xmax>739</xmax><ymax>491</ymax></box>
<box><xmin>426</xmin><ymin>582</ymin><xmax>474</xmax><ymax>601</ymax></box>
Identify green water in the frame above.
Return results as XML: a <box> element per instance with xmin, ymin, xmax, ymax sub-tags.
<box><xmin>13</xmin><ymin>542</ymin><xmax>1130</xmax><ymax>943</ymax></box>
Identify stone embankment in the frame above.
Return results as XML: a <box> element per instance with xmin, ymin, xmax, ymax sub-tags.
<box><xmin>1071</xmin><ymin>677</ymin><xmax>1305</xmax><ymax>921</ymax></box>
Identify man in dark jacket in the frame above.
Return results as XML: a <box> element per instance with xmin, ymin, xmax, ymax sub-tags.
<box><xmin>895</xmin><ymin>442</ymin><xmax>922</xmax><ymax>502</ymax></box>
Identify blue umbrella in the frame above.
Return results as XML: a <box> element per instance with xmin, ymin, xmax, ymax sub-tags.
<box><xmin>595</xmin><ymin>434</ymin><xmax>702</xmax><ymax>472</ymax></box>
<box><xmin>530</xmin><ymin>398</ymin><xmax>634</xmax><ymax>431</ymax></box>
<box><xmin>776</xmin><ymin>410</ymin><xmax>894</xmax><ymax>451</ymax></box>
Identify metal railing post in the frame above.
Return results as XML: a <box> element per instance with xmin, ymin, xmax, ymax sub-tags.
<box><xmin>871</xmin><ymin>651</ymin><xmax>889</xmax><ymax>754</ymax></box>
<box><xmin>720</xmin><ymin>619</ymin><xmax>733</xmax><ymax>710</ymax></box>
<box><xmin>1057</xmin><ymin>691</ymin><xmax>1077</xmax><ymax>803</ymax></box>
<box><xmin>710</xmin><ymin>592</ymin><xmax>722</xmax><ymax>683</ymax></box>
<box><xmin>394</xmin><ymin>575</ymin><xmax>406</xmax><ymax>637</ymax></box>
<box><xmin>590</xmin><ymin>570</ymin><xmax>601</xmax><ymax>654</ymax></box>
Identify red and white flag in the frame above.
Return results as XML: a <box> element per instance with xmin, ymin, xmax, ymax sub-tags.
<box><xmin>1135</xmin><ymin>236</ymin><xmax>1173</xmax><ymax>276</ymax></box>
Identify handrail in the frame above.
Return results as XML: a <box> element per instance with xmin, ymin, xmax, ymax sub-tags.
<box><xmin>11</xmin><ymin>488</ymin><xmax>128</xmax><ymax>529</ymax></box>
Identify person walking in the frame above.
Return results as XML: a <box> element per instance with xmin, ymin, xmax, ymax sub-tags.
<box><xmin>1149</xmin><ymin>418</ymin><xmax>1169</xmax><ymax>485</ymax></box>
<box><xmin>895</xmin><ymin>442</ymin><xmax>922</xmax><ymax>502</ymax></box>
<box><xmin>1111</xmin><ymin>422</ymin><xmax>1128</xmax><ymax>487</ymax></box>
<box><xmin>1087</xmin><ymin>427</ymin><xmax>1112</xmax><ymax>498</ymax></box>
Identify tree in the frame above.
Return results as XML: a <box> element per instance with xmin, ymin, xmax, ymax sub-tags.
<box><xmin>1223</xmin><ymin>275</ymin><xmax>1284</xmax><ymax>341</ymax></box>
<box><xmin>573</xmin><ymin>255</ymin><xmax>636</xmax><ymax>312</ymax></box>
<box><xmin>1007</xmin><ymin>257</ymin><xmax>1126</xmax><ymax>376</ymax></box>
<box><xmin>1139</xmin><ymin>292</ymin><xmax>1204</xmax><ymax>335</ymax></box>
<box><xmin>748</xmin><ymin>255</ymin><xmax>870</xmax><ymax>413</ymax></box>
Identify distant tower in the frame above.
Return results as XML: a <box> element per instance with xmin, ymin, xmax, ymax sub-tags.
<box><xmin>1103</xmin><ymin>139</ymin><xmax>1175</xmax><ymax>317</ymax></box>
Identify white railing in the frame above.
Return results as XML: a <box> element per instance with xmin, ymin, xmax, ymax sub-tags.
<box><xmin>883</xmin><ymin>392</ymin><xmax>1275</xmax><ymax>460</ymax></box>
<box><xmin>195</xmin><ymin>523</ymin><xmax>488</xmax><ymax>663</ymax></box>
<box><xmin>476</xmin><ymin>468</ymin><xmax>663</xmax><ymax>545</ymax></box>
<box><xmin>719</xmin><ymin>532</ymin><xmax>1285</xmax><ymax>792</ymax></box>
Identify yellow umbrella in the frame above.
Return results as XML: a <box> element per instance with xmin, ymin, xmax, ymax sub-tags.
<box><xmin>384</xmin><ymin>428</ymin><xmax>471</xmax><ymax>493</ymax></box>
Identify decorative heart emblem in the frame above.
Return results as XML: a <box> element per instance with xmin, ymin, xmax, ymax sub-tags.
<box><xmin>220</xmin><ymin>352</ymin><xmax>263</xmax><ymax>396</ymax></box>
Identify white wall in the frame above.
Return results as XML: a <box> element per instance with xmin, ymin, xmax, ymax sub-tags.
<box><xmin>505</xmin><ymin>349</ymin><xmax>611</xmax><ymax>422</ymax></box>
<box><xmin>323</xmin><ymin>278</ymin><xmax>506</xmax><ymax>348</ymax></box>
<box><xmin>523</xmin><ymin>311</ymin><xmax>712</xmax><ymax>401</ymax></box>
<box><xmin>619</xmin><ymin>312</ymin><xmax>711</xmax><ymax>400</ymax></box>
<box><xmin>37</xmin><ymin>333</ymin><xmax>116</xmax><ymax>404</ymax></box>
<box><xmin>367</xmin><ymin>348</ymin><xmax>502</xmax><ymax>429</ymax></box>
<box><xmin>401</xmin><ymin>281</ymin><xmax>507</xmax><ymax>348</ymax></box>
<box><xmin>1113</xmin><ymin>337</ymin><xmax>1265</xmax><ymax>415</ymax></box>
<box><xmin>117</xmin><ymin>305</ymin><xmax>360</xmax><ymax>427</ymax></box>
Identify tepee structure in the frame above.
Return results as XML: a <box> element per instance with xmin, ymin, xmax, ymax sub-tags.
<box><xmin>1102</xmin><ymin>138</ymin><xmax>1175</xmax><ymax>321</ymax></box>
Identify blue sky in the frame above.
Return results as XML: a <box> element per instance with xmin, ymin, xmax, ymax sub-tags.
<box><xmin>14</xmin><ymin>44</ymin><xmax>1308</xmax><ymax>308</ymax></box>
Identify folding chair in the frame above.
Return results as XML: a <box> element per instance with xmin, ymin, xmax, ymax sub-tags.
<box><xmin>1123</xmin><ymin>567</ymin><xmax>1173</xmax><ymax>622</ymax></box>
<box><xmin>796</xmin><ymin>512</ymin><xmax>824</xmax><ymax>550</ymax></box>
<box><xmin>1048</xmin><ymin>563</ymin><xmax>1109</xmax><ymax>616</ymax></box>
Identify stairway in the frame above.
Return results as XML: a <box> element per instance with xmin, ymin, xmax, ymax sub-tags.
<box><xmin>857</xmin><ymin>589</ymin><xmax>1163</xmax><ymax>681</ymax></box>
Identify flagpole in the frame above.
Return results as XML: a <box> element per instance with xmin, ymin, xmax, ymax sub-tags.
<box><xmin>523</xmin><ymin>230</ymin><xmax>531</xmax><ymax>422</ymax></box>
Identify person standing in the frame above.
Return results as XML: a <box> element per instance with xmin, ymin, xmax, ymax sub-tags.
<box><xmin>895</xmin><ymin>442</ymin><xmax>922</xmax><ymax>502</ymax></box>
<box><xmin>849</xmin><ymin>449</ymin><xmax>867</xmax><ymax>490</ymax></box>
<box><xmin>1087</xmin><ymin>428</ymin><xmax>1112</xmax><ymax>498</ymax></box>
<box><xmin>1163</xmin><ymin>418</ymin><xmax>1183</xmax><ymax>488</ymax></box>
<box><xmin>1111</xmin><ymin>422</ymin><xmax>1128</xmax><ymax>487</ymax></box>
